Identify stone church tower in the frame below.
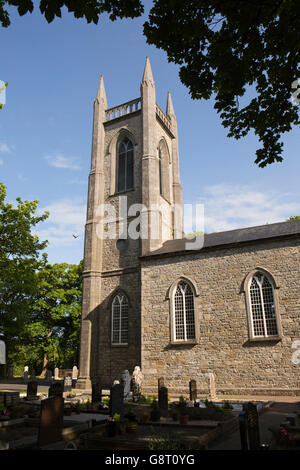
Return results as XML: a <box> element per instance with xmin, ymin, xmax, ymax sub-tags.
<box><xmin>77</xmin><ymin>58</ymin><xmax>183</xmax><ymax>389</ymax></box>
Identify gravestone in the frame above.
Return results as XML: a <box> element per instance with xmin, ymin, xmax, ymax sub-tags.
<box><xmin>64</xmin><ymin>374</ymin><xmax>72</xmax><ymax>393</ymax></box>
<box><xmin>189</xmin><ymin>380</ymin><xmax>197</xmax><ymax>401</ymax></box>
<box><xmin>209</xmin><ymin>372</ymin><xmax>216</xmax><ymax>400</ymax></box>
<box><xmin>131</xmin><ymin>366</ymin><xmax>143</xmax><ymax>401</ymax></box>
<box><xmin>109</xmin><ymin>383</ymin><xmax>124</xmax><ymax>417</ymax></box>
<box><xmin>72</xmin><ymin>366</ymin><xmax>78</xmax><ymax>388</ymax></box>
<box><xmin>158</xmin><ymin>377</ymin><xmax>164</xmax><ymax>389</ymax></box>
<box><xmin>158</xmin><ymin>386</ymin><xmax>168</xmax><ymax>412</ymax></box>
<box><xmin>54</xmin><ymin>367</ymin><xmax>59</xmax><ymax>380</ymax></box>
<box><xmin>24</xmin><ymin>366</ymin><xmax>29</xmax><ymax>381</ymax></box>
<box><xmin>48</xmin><ymin>381</ymin><xmax>63</xmax><ymax>398</ymax></box>
<box><xmin>27</xmin><ymin>380</ymin><xmax>38</xmax><ymax>400</ymax></box>
<box><xmin>7</xmin><ymin>365</ymin><xmax>14</xmax><ymax>379</ymax></box>
<box><xmin>37</xmin><ymin>396</ymin><xmax>64</xmax><ymax>447</ymax></box>
<box><xmin>30</xmin><ymin>369</ymin><xmax>36</xmax><ymax>380</ymax></box>
<box><xmin>92</xmin><ymin>380</ymin><xmax>102</xmax><ymax>404</ymax></box>
<box><xmin>45</xmin><ymin>370</ymin><xmax>52</xmax><ymax>381</ymax></box>
<box><xmin>120</xmin><ymin>370</ymin><xmax>131</xmax><ymax>400</ymax></box>
<box><xmin>0</xmin><ymin>340</ymin><xmax>6</xmax><ymax>364</ymax></box>
<box><xmin>245</xmin><ymin>402</ymin><xmax>261</xmax><ymax>450</ymax></box>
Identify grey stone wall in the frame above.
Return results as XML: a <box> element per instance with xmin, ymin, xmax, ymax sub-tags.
<box><xmin>140</xmin><ymin>238</ymin><xmax>300</xmax><ymax>396</ymax></box>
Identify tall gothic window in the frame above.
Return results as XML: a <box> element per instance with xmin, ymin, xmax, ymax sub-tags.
<box><xmin>111</xmin><ymin>294</ymin><xmax>129</xmax><ymax>345</ymax></box>
<box><xmin>248</xmin><ymin>272</ymin><xmax>279</xmax><ymax>338</ymax></box>
<box><xmin>173</xmin><ymin>281</ymin><xmax>196</xmax><ymax>341</ymax></box>
<box><xmin>158</xmin><ymin>147</ymin><xmax>163</xmax><ymax>195</ymax></box>
<box><xmin>116</xmin><ymin>138</ymin><xmax>134</xmax><ymax>193</ymax></box>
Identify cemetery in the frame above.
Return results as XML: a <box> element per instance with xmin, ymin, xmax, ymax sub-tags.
<box><xmin>1</xmin><ymin>365</ymin><xmax>300</xmax><ymax>450</ymax></box>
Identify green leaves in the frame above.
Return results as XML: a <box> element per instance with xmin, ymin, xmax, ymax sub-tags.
<box><xmin>144</xmin><ymin>0</ymin><xmax>300</xmax><ymax>167</ymax></box>
<box><xmin>0</xmin><ymin>0</ymin><xmax>144</xmax><ymax>27</ymax></box>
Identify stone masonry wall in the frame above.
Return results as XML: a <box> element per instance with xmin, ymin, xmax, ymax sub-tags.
<box><xmin>140</xmin><ymin>238</ymin><xmax>300</xmax><ymax>396</ymax></box>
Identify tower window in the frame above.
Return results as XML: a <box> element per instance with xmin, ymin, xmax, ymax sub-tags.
<box><xmin>158</xmin><ymin>147</ymin><xmax>163</xmax><ymax>195</ymax></box>
<box><xmin>111</xmin><ymin>294</ymin><xmax>129</xmax><ymax>345</ymax></box>
<box><xmin>116</xmin><ymin>138</ymin><xmax>134</xmax><ymax>193</ymax></box>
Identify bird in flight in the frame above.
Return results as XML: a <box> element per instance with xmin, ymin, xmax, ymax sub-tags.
<box><xmin>72</xmin><ymin>234</ymin><xmax>79</xmax><ymax>239</ymax></box>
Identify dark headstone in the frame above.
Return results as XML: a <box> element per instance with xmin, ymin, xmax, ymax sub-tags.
<box><xmin>27</xmin><ymin>380</ymin><xmax>38</xmax><ymax>400</ymax></box>
<box><xmin>158</xmin><ymin>386</ymin><xmax>168</xmax><ymax>412</ymax></box>
<box><xmin>109</xmin><ymin>383</ymin><xmax>124</xmax><ymax>417</ymax></box>
<box><xmin>189</xmin><ymin>380</ymin><xmax>197</xmax><ymax>401</ymax></box>
<box><xmin>239</xmin><ymin>411</ymin><xmax>248</xmax><ymax>450</ymax></box>
<box><xmin>120</xmin><ymin>370</ymin><xmax>131</xmax><ymax>400</ymax></box>
<box><xmin>64</xmin><ymin>374</ymin><xmax>72</xmax><ymax>393</ymax></box>
<box><xmin>45</xmin><ymin>370</ymin><xmax>52</xmax><ymax>381</ymax></box>
<box><xmin>37</xmin><ymin>396</ymin><xmax>64</xmax><ymax>447</ymax></box>
<box><xmin>48</xmin><ymin>381</ymin><xmax>63</xmax><ymax>398</ymax></box>
<box><xmin>246</xmin><ymin>402</ymin><xmax>261</xmax><ymax>450</ymax></box>
<box><xmin>158</xmin><ymin>377</ymin><xmax>164</xmax><ymax>389</ymax></box>
<box><xmin>92</xmin><ymin>381</ymin><xmax>102</xmax><ymax>404</ymax></box>
<box><xmin>7</xmin><ymin>365</ymin><xmax>14</xmax><ymax>379</ymax></box>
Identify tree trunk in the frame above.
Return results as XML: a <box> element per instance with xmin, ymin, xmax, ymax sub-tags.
<box><xmin>40</xmin><ymin>351</ymin><xmax>48</xmax><ymax>378</ymax></box>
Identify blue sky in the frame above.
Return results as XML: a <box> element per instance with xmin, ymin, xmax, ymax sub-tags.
<box><xmin>1</xmin><ymin>2</ymin><xmax>299</xmax><ymax>264</ymax></box>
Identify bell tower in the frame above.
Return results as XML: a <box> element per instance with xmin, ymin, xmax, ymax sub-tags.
<box><xmin>77</xmin><ymin>58</ymin><xmax>183</xmax><ymax>390</ymax></box>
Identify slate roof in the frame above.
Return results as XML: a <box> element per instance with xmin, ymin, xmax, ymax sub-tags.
<box><xmin>141</xmin><ymin>219</ymin><xmax>300</xmax><ymax>259</ymax></box>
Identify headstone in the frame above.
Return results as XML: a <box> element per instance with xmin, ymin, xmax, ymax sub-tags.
<box><xmin>72</xmin><ymin>366</ymin><xmax>78</xmax><ymax>380</ymax></box>
<box><xmin>7</xmin><ymin>365</ymin><xmax>14</xmax><ymax>378</ymax></box>
<box><xmin>158</xmin><ymin>377</ymin><xmax>164</xmax><ymax>390</ymax></box>
<box><xmin>30</xmin><ymin>369</ymin><xmax>36</xmax><ymax>380</ymax></box>
<box><xmin>189</xmin><ymin>380</ymin><xmax>197</xmax><ymax>401</ymax></box>
<box><xmin>27</xmin><ymin>380</ymin><xmax>38</xmax><ymax>400</ymax></box>
<box><xmin>158</xmin><ymin>386</ymin><xmax>168</xmax><ymax>412</ymax></box>
<box><xmin>54</xmin><ymin>367</ymin><xmax>59</xmax><ymax>380</ymax></box>
<box><xmin>63</xmin><ymin>374</ymin><xmax>72</xmax><ymax>393</ymax></box>
<box><xmin>0</xmin><ymin>341</ymin><xmax>6</xmax><ymax>364</ymax></box>
<box><xmin>72</xmin><ymin>366</ymin><xmax>78</xmax><ymax>388</ymax></box>
<box><xmin>120</xmin><ymin>370</ymin><xmax>131</xmax><ymax>400</ymax></box>
<box><xmin>209</xmin><ymin>372</ymin><xmax>216</xmax><ymax>400</ymax></box>
<box><xmin>92</xmin><ymin>380</ymin><xmax>102</xmax><ymax>404</ymax></box>
<box><xmin>246</xmin><ymin>402</ymin><xmax>261</xmax><ymax>450</ymax></box>
<box><xmin>48</xmin><ymin>381</ymin><xmax>63</xmax><ymax>398</ymax></box>
<box><xmin>24</xmin><ymin>365</ymin><xmax>29</xmax><ymax>381</ymax></box>
<box><xmin>109</xmin><ymin>383</ymin><xmax>124</xmax><ymax>417</ymax></box>
<box><xmin>37</xmin><ymin>396</ymin><xmax>64</xmax><ymax>447</ymax></box>
<box><xmin>45</xmin><ymin>370</ymin><xmax>52</xmax><ymax>381</ymax></box>
<box><xmin>131</xmin><ymin>366</ymin><xmax>143</xmax><ymax>401</ymax></box>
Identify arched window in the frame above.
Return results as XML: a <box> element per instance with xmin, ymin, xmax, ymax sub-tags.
<box><xmin>111</xmin><ymin>294</ymin><xmax>129</xmax><ymax>345</ymax></box>
<box><xmin>116</xmin><ymin>138</ymin><xmax>134</xmax><ymax>193</ymax></box>
<box><xmin>244</xmin><ymin>269</ymin><xmax>282</xmax><ymax>341</ymax></box>
<box><xmin>157</xmin><ymin>139</ymin><xmax>171</xmax><ymax>201</ymax></box>
<box><xmin>173</xmin><ymin>281</ymin><xmax>196</xmax><ymax>341</ymax></box>
<box><xmin>248</xmin><ymin>272</ymin><xmax>278</xmax><ymax>338</ymax></box>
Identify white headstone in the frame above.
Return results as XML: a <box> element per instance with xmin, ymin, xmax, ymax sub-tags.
<box><xmin>0</xmin><ymin>341</ymin><xmax>6</xmax><ymax>364</ymax></box>
<box><xmin>24</xmin><ymin>365</ymin><xmax>29</xmax><ymax>372</ymax></box>
<box><xmin>54</xmin><ymin>367</ymin><xmax>59</xmax><ymax>380</ymax></box>
<box><xmin>72</xmin><ymin>366</ymin><xmax>78</xmax><ymax>379</ymax></box>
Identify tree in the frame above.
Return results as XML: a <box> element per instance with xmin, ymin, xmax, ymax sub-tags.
<box><xmin>25</xmin><ymin>261</ymin><xmax>83</xmax><ymax>376</ymax></box>
<box><xmin>0</xmin><ymin>183</ymin><xmax>49</xmax><ymax>360</ymax></box>
<box><xmin>1</xmin><ymin>1</ymin><xmax>299</xmax><ymax>166</ymax></box>
<box><xmin>144</xmin><ymin>0</ymin><xmax>300</xmax><ymax>167</ymax></box>
<box><xmin>286</xmin><ymin>216</ymin><xmax>300</xmax><ymax>221</ymax></box>
<box><xmin>0</xmin><ymin>81</ymin><xmax>8</xmax><ymax>109</ymax></box>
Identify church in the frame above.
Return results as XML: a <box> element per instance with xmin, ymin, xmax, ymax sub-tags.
<box><xmin>77</xmin><ymin>58</ymin><xmax>300</xmax><ymax>397</ymax></box>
